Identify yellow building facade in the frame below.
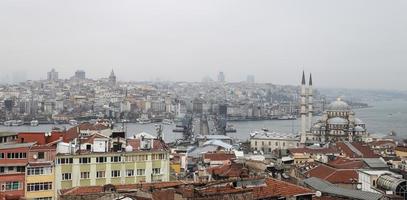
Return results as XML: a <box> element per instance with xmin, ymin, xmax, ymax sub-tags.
<box><xmin>54</xmin><ymin>151</ymin><xmax>170</xmax><ymax>198</ymax></box>
<box><xmin>25</xmin><ymin>165</ymin><xmax>55</xmax><ymax>200</ymax></box>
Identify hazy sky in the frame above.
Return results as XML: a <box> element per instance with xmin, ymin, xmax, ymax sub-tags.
<box><xmin>1</xmin><ymin>0</ymin><xmax>406</xmax><ymax>90</ymax></box>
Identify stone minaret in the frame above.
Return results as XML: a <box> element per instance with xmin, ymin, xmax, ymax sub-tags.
<box><xmin>300</xmin><ymin>71</ymin><xmax>307</xmax><ymax>144</ymax></box>
<box><xmin>308</xmin><ymin>73</ymin><xmax>313</xmax><ymax>132</ymax></box>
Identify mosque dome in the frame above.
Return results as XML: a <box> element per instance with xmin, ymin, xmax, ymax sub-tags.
<box><xmin>327</xmin><ymin>117</ymin><xmax>348</xmax><ymax>124</ymax></box>
<box><xmin>354</xmin><ymin>126</ymin><xmax>365</xmax><ymax>132</ymax></box>
<box><xmin>354</xmin><ymin>118</ymin><xmax>364</xmax><ymax>125</ymax></box>
<box><xmin>327</xmin><ymin>98</ymin><xmax>350</xmax><ymax>111</ymax></box>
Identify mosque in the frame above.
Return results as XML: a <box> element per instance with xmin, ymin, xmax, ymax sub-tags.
<box><xmin>299</xmin><ymin>71</ymin><xmax>368</xmax><ymax>145</ymax></box>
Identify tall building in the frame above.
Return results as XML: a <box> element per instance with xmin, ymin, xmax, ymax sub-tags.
<box><xmin>109</xmin><ymin>69</ymin><xmax>116</xmax><ymax>85</ymax></box>
<box><xmin>74</xmin><ymin>70</ymin><xmax>86</xmax><ymax>80</ymax></box>
<box><xmin>246</xmin><ymin>75</ymin><xmax>255</xmax><ymax>83</ymax></box>
<box><xmin>217</xmin><ymin>71</ymin><xmax>225</xmax><ymax>82</ymax></box>
<box><xmin>47</xmin><ymin>68</ymin><xmax>58</xmax><ymax>81</ymax></box>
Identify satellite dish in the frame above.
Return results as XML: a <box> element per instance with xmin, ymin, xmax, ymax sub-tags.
<box><xmin>357</xmin><ymin>184</ymin><xmax>362</xmax><ymax>190</ymax></box>
<box><xmin>315</xmin><ymin>191</ymin><xmax>322</xmax><ymax>197</ymax></box>
<box><xmin>33</xmin><ymin>154</ymin><xmax>38</xmax><ymax>159</ymax></box>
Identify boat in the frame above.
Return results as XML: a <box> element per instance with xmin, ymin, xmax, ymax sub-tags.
<box><xmin>3</xmin><ymin>121</ymin><xmax>12</xmax><ymax>126</ymax></box>
<box><xmin>137</xmin><ymin>116</ymin><xmax>151</xmax><ymax>124</ymax></box>
<box><xmin>12</xmin><ymin>120</ymin><xmax>24</xmax><ymax>126</ymax></box>
<box><xmin>69</xmin><ymin>119</ymin><xmax>78</xmax><ymax>126</ymax></box>
<box><xmin>30</xmin><ymin>120</ymin><xmax>39</xmax><ymax>126</ymax></box>
<box><xmin>225</xmin><ymin>124</ymin><xmax>237</xmax><ymax>133</ymax></box>
<box><xmin>120</xmin><ymin>119</ymin><xmax>130</xmax><ymax>123</ymax></box>
<box><xmin>277</xmin><ymin>115</ymin><xmax>296</xmax><ymax>120</ymax></box>
<box><xmin>162</xmin><ymin>119</ymin><xmax>173</xmax><ymax>125</ymax></box>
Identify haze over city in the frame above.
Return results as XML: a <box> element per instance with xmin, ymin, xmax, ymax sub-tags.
<box><xmin>1</xmin><ymin>0</ymin><xmax>406</xmax><ymax>90</ymax></box>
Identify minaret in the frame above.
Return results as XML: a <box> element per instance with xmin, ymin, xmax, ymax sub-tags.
<box><xmin>308</xmin><ymin>73</ymin><xmax>313</xmax><ymax>133</ymax></box>
<box><xmin>300</xmin><ymin>71</ymin><xmax>307</xmax><ymax>144</ymax></box>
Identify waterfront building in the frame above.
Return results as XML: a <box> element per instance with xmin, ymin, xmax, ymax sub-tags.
<box><xmin>249</xmin><ymin>130</ymin><xmax>300</xmax><ymax>154</ymax></box>
<box><xmin>299</xmin><ymin>71</ymin><xmax>369</xmax><ymax>144</ymax></box>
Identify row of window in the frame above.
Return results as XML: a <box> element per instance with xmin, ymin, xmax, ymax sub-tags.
<box><xmin>0</xmin><ymin>166</ymin><xmax>25</xmax><ymax>174</ymax></box>
<box><xmin>27</xmin><ymin>167</ymin><xmax>52</xmax><ymax>175</ymax></box>
<box><xmin>0</xmin><ymin>181</ymin><xmax>21</xmax><ymax>191</ymax></box>
<box><xmin>0</xmin><ymin>152</ymin><xmax>27</xmax><ymax>159</ymax></box>
<box><xmin>58</xmin><ymin>154</ymin><xmax>166</xmax><ymax>165</ymax></box>
<box><xmin>61</xmin><ymin>168</ymin><xmax>158</xmax><ymax>180</ymax></box>
<box><xmin>27</xmin><ymin>182</ymin><xmax>52</xmax><ymax>191</ymax></box>
<box><xmin>254</xmin><ymin>140</ymin><xmax>298</xmax><ymax>147</ymax></box>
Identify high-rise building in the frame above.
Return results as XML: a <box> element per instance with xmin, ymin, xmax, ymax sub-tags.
<box><xmin>246</xmin><ymin>75</ymin><xmax>255</xmax><ymax>83</ymax></box>
<box><xmin>109</xmin><ymin>69</ymin><xmax>116</xmax><ymax>85</ymax></box>
<box><xmin>217</xmin><ymin>72</ymin><xmax>225</xmax><ymax>82</ymax></box>
<box><xmin>74</xmin><ymin>70</ymin><xmax>86</xmax><ymax>80</ymax></box>
<box><xmin>47</xmin><ymin>68</ymin><xmax>58</xmax><ymax>81</ymax></box>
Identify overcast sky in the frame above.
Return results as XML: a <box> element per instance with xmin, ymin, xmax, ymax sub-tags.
<box><xmin>0</xmin><ymin>0</ymin><xmax>406</xmax><ymax>90</ymax></box>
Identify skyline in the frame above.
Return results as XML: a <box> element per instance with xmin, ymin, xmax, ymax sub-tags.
<box><xmin>1</xmin><ymin>0</ymin><xmax>406</xmax><ymax>90</ymax></box>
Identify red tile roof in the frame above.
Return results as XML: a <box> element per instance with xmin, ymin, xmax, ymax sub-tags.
<box><xmin>253</xmin><ymin>178</ymin><xmax>314</xmax><ymax>199</ymax></box>
<box><xmin>289</xmin><ymin>147</ymin><xmax>339</xmax><ymax>154</ymax></box>
<box><xmin>336</xmin><ymin>142</ymin><xmax>379</xmax><ymax>158</ymax></box>
<box><xmin>60</xmin><ymin>181</ymin><xmax>188</xmax><ymax>195</ymax></box>
<box><xmin>305</xmin><ymin>164</ymin><xmax>358</xmax><ymax>184</ymax></box>
<box><xmin>328</xmin><ymin>157</ymin><xmax>365</xmax><ymax>169</ymax></box>
<box><xmin>203</xmin><ymin>152</ymin><xmax>236</xmax><ymax>161</ymax></box>
<box><xmin>207</xmin><ymin>162</ymin><xmax>248</xmax><ymax>178</ymax></box>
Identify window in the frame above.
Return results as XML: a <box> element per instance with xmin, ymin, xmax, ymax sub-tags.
<box><xmin>96</xmin><ymin>171</ymin><xmax>105</xmax><ymax>178</ymax></box>
<box><xmin>137</xmin><ymin>169</ymin><xmax>145</xmax><ymax>176</ymax></box>
<box><xmin>27</xmin><ymin>182</ymin><xmax>52</xmax><ymax>191</ymax></box>
<box><xmin>0</xmin><ymin>181</ymin><xmax>20</xmax><ymax>191</ymax></box>
<box><xmin>7</xmin><ymin>152</ymin><xmax>26</xmax><ymax>159</ymax></box>
<box><xmin>158</xmin><ymin>154</ymin><xmax>165</xmax><ymax>159</ymax></box>
<box><xmin>152</xmin><ymin>168</ymin><xmax>160</xmax><ymax>175</ymax></box>
<box><xmin>255</xmin><ymin>141</ymin><xmax>257</xmax><ymax>146</ymax></box>
<box><xmin>27</xmin><ymin>167</ymin><xmax>51</xmax><ymax>175</ymax></box>
<box><xmin>79</xmin><ymin>157</ymin><xmax>91</xmax><ymax>164</ymax></box>
<box><xmin>17</xmin><ymin>166</ymin><xmax>25</xmax><ymax>172</ymax></box>
<box><xmin>275</xmin><ymin>142</ymin><xmax>278</xmax><ymax>146</ymax></box>
<box><xmin>37</xmin><ymin>152</ymin><xmax>45</xmax><ymax>159</ymax></box>
<box><xmin>96</xmin><ymin>157</ymin><xmax>107</xmax><ymax>163</ymax></box>
<box><xmin>137</xmin><ymin>155</ymin><xmax>148</xmax><ymax>161</ymax></box>
<box><xmin>62</xmin><ymin>173</ymin><xmax>71</xmax><ymax>180</ymax></box>
<box><xmin>111</xmin><ymin>156</ymin><xmax>121</xmax><ymax>162</ymax></box>
<box><xmin>57</xmin><ymin>158</ymin><xmax>73</xmax><ymax>164</ymax></box>
<box><xmin>34</xmin><ymin>197</ymin><xmax>52</xmax><ymax>200</ymax></box>
<box><xmin>111</xmin><ymin>170</ymin><xmax>120</xmax><ymax>177</ymax></box>
<box><xmin>0</xmin><ymin>153</ymin><xmax>4</xmax><ymax>159</ymax></box>
<box><xmin>126</xmin><ymin>169</ymin><xmax>134</xmax><ymax>177</ymax></box>
<box><xmin>80</xmin><ymin>172</ymin><xmax>90</xmax><ymax>179</ymax></box>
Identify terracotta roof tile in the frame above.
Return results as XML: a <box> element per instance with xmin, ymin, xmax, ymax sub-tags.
<box><xmin>253</xmin><ymin>178</ymin><xmax>314</xmax><ymax>199</ymax></box>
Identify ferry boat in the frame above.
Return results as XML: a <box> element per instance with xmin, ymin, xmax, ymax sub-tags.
<box><xmin>3</xmin><ymin>120</ymin><xmax>12</xmax><ymax>126</ymax></box>
<box><xmin>225</xmin><ymin>124</ymin><xmax>237</xmax><ymax>133</ymax></box>
<box><xmin>137</xmin><ymin>116</ymin><xmax>151</xmax><ymax>124</ymax></box>
<box><xmin>69</xmin><ymin>119</ymin><xmax>78</xmax><ymax>126</ymax></box>
<box><xmin>162</xmin><ymin>119</ymin><xmax>173</xmax><ymax>125</ymax></box>
<box><xmin>30</xmin><ymin>120</ymin><xmax>39</xmax><ymax>126</ymax></box>
<box><xmin>277</xmin><ymin>115</ymin><xmax>297</xmax><ymax>120</ymax></box>
<box><xmin>12</xmin><ymin>120</ymin><xmax>24</xmax><ymax>126</ymax></box>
